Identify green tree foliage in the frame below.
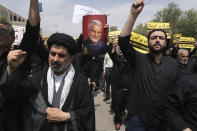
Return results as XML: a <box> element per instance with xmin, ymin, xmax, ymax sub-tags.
<box><xmin>153</xmin><ymin>2</ymin><xmax>182</xmax><ymax>33</ymax></box>
<box><xmin>175</xmin><ymin>9</ymin><xmax>197</xmax><ymax>39</ymax></box>
<box><xmin>0</xmin><ymin>17</ymin><xmax>9</xmax><ymax>23</ymax></box>
<box><xmin>152</xmin><ymin>2</ymin><xmax>197</xmax><ymax>40</ymax></box>
<box><xmin>110</xmin><ymin>26</ymin><xmax>118</xmax><ymax>31</ymax></box>
<box><xmin>133</xmin><ymin>23</ymin><xmax>147</xmax><ymax>36</ymax></box>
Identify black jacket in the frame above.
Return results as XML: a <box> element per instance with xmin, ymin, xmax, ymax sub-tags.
<box><xmin>0</xmin><ymin>20</ymin><xmax>40</xmax><ymax>131</ymax></box>
<box><xmin>166</xmin><ymin>75</ymin><xmax>197</xmax><ymax>131</ymax></box>
<box><xmin>118</xmin><ymin>35</ymin><xmax>179</xmax><ymax>126</ymax></box>
<box><xmin>3</xmin><ymin>64</ymin><xmax>95</xmax><ymax>131</ymax></box>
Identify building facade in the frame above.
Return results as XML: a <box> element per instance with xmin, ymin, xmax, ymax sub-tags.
<box><xmin>0</xmin><ymin>4</ymin><xmax>26</xmax><ymax>26</ymax></box>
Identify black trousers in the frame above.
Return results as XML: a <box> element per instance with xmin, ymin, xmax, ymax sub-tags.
<box><xmin>104</xmin><ymin>68</ymin><xmax>112</xmax><ymax>98</ymax></box>
<box><xmin>114</xmin><ymin>88</ymin><xmax>128</xmax><ymax>124</ymax></box>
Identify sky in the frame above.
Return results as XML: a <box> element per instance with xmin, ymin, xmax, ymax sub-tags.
<box><xmin>0</xmin><ymin>0</ymin><xmax>197</xmax><ymax>37</ymax></box>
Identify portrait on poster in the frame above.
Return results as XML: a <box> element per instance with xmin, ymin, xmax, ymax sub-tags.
<box><xmin>82</xmin><ymin>15</ymin><xmax>107</xmax><ymax>56</ymax></box>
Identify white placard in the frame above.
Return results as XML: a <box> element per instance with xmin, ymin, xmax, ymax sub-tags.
<box><xmin>72</xmin><ymin>4</ymin><xmax>101</xmax><ymax>24</ymax></box>
<box><xmin>13</xmin><ymin>26</ymin><xmax>25</xmax><ymax>45</ymax></box>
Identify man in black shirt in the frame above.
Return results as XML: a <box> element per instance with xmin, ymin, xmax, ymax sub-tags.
<box><xmin>0</xmin><ymin>0</ymin><xmax>40</xmax><ymax>130</ymax></box>
<box><xmin>0</xmin><ymin>19</ymin><xmax>15</xmax><ymax>131</ymax></box>
<box><xmin>177</xmin><ymin>49</ymin><xmax>189</xmax><ymax>69</ymax></box>
<box><xmin>118</xmin><ymin>0</ymin><xmax>179</xmax><ymax>130</ymax></box>
<box><xmin>176</xmin><ymin>49</ymin><xmax>197</xmax><ymax>79</ymax></box>
<box><xmin>0</xmin><ymin>20</ymin><xmax>16</xmax><ymax>85</ymax></box>
<box><xmin>166</xmin><ymin>75</ymin><xmax>197</xmax><ymax>131</ymax></box>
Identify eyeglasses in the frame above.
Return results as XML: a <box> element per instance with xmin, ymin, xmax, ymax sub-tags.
<box><xmin>0</xmin><ymin>28</ymin><xmax>8</xmax><ymax>35</ymax></box>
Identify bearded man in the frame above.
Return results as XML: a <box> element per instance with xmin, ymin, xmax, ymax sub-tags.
<box><xmin>176</xmin><ymin>48</ymin><xmax>197</xmax><ymax>79</ymax></box>
<box><xmin>118</xmin><ymin>0</ymin><xmax>179</xmax><ymax>130</ymax></box>
<box><xmin>4</xmin><ymin>33</ymin><xmax>95</xmax><ymax>131</ymax></box>
<box><xmin>83</xmin><ymin>20</ymin><xmax>107</xmax><ymax>56</ymax></box>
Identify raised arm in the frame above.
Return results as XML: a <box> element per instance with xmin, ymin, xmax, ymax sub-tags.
<box><xmin>120</xmin><ymin>0</ymin><xmax>144</xmax><ymax>37</ymax></box>
<box><xmin>108</xmin><ymin>38</ymin><xmax>122</xmax><ymax>66</ymax></box>
<box><xmin>118</xmin><ymin>0</ymin><xmax>144</xmax><ymax>67</ymax></box>
<box><xmin>19</xmin><ymin>0</ymin><xmax>40</xmax><ymax>52</ymax></box>
<box><xmin>29</xmin><ymin>0</ymin><xmax>40</xmax><ymax>27</ymax></box>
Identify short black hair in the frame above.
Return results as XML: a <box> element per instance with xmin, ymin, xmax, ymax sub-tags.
<box><xmin>147</xmin><ymin>29</ymin><xmax>167</xmax><ymax>42</ymax></box>
<box><xmin>0</xmin><ymin>21</ymin><xmax>15</xmax><ymax>38</ymax></box>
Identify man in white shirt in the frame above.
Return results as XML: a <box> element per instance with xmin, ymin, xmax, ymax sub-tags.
<box><xmin>103</xmin><ymin>52</ymin><xmax>113</xmax><ymax>101</ymax></box>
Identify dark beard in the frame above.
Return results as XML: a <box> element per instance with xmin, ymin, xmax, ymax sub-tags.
<box><xmin>148</xmin><ymin>44</ymin><xmax>165</xmax><ymax>54</ymax></box>
<box><xmin>49</xmin><ymin>61</ymin><xmax>70</xmax><ymax>74</ymax></box>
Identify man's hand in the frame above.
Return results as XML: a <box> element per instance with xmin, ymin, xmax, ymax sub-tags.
<box><xmin>102</xmin><ymin>72</ymin><xmax>105</xmax><ymax>77</ymax></box>
<box><xmin>112</xmin><ymin>38</ymin><xmax>118</xmax><ymax>47</ymax></box>
<box><xmin>109</xmin><ymin>36</ymin><xmax>115</xmax><ymax>43</ymax></box>
<box><xmin>110</xmin><ymin>37</ymin><xmax>118</xmax><ymax>53</ymax></box>
<box><xmin>183</xmin><ymin>128</ymin><xmax>192</xmax><ymax>131</ymax></box>
<box><xmin>104</xmin><ymin>24</ymin><xmax>109</xmax><ymax>34</ymax></box>
<box><xmin>194</xmin><ymin>40</ymin><xmax>197</xmax><ymax>48</ymax></box>
<box><xmin>131</xmin><ymin>0</ymin><xmax>144</xmax><ymax>16</ymax></box>
<box><xmin>121</xmin><ymin>0</ymin><xmax>144</xmax><ymax>37</ymax></box>
<box><xmin>91</xmin><ymin>81</ymin><xmax>96</xmax><ymax>87</ymax></box>
<box><xmin>46</xmin><ymin>107</ymin><xmax>70</xmax><ymax>122</ymax></box>
<box><xmin>7</xmin><ymin>50</ymin><xmax>27</xmax><ymax>76</ymax></box>
<box><xmin>177</xmin><ymin>40</ymin><xmax>180</xmax><ymax>48</ymax></box>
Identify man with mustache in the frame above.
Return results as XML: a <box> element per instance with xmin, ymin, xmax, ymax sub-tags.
<box><xmin>175</xmin><ymin>49</ymin><xmax>197</xmax><ymax>79</ymax></box>
<box><xmin>118</xmin><ymin>0</ymin><xmax>179</xmax><ymax>130</ymax></box>
<box><xmin>5</xmin><ymin>33</ymin><xmax>95</xmax><ymax>131</ymax></box>
<box><xmin>0</xmin><ymin>0</ymin><xmax>41</xmax><ymax>130</ymax></box>
<box><xmin>82</xmin><ymin>20</ymin><xmax>108</xmax><ymax>91</ymax></box>
<box><xmin>177</xmin><ymin>49</ymin><xmax>189</xmax><ymax>66</ymax></box>
<box><xmin>84</xmin><ymin>20</ymin><xmax>107</xmax><ymax>56</ymax></box>
<box><xmin>0</xmin><ymin>21</ymin><xmax>16</xmax><ymax>131</ymax></box>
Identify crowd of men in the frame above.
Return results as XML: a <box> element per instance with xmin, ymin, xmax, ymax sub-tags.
<box><xmin>1</xmin><ymin>0</ymin><xmax>197</xmax><ymax>131</ymax></box>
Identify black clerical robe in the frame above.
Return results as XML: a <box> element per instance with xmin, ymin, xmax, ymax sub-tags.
<box><xmin>2</xmin><ymin>66</ymin><xmax>95</xmax><ymax>131</ymax></box>
<box><xmin>38</xmin><ymin>70</ymin><xmax>95</xmax><ymax>131</ymax></box>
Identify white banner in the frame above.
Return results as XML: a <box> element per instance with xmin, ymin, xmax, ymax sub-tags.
<box><xmin>13</xmin><ymin>26</ymin><xmax>25</xmax><ymax>45</ymax></box>
<box><xmin>72</xmin><ymin>4</ymin><xmax>100</xmax><ymax>24</ymax></box>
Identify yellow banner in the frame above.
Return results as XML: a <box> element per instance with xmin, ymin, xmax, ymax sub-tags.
<box><xmin>179</xmin><ymin>44</ymin><xmax>195</xmax><ymax>50</ymax></box>
<box><xmin>179</xmin><ymin>37</ymin><xmax>195</xmax><ymax>43</ymax></box>
<box><xmin>108</xmin><ymin>31</ymin><xmax>149</xmax><ymax>54</ymax></box>
<box><xmin>133</xmin><ymin>47</ymin><xmax>149</xmax><ymax>54</ymax></box>
<box><xmin>146</xmin><ymin>22</ymin><xmax>171</xmax><ymax>39</ymax></box>
<box><xmin>108</xmin><ymin>31</ymin><xmax>148</xmax><ymax>46</ymax></box>
<box><xmin>173</xmin><ymin>37</ymin><xmax>195</xmax><ymax>45</ymax></box>
<box><xmin>108</xmin><ymin>31</ymin><xmax>121</xmax><ymax>37</ymax></box>
<box><xmin>173</xmin><ymin>33</ymin><xmax>182</xmax><ymax>38</ymax></box>
<box><xmin>173</xmin><ymin>39</ymin><xmax>178</xmax><ymax>44</ymax></box>
<box><xmin>130</xmin><ymin>32</ymin><xmax>148</xmax><ymax>46</ymax></box>
<box><xmin>147</xmin><ymin>22</ymin><xmax>170</xmax><ymax>30</ymax></box>
<box><xmin>167</xmin><ymin>32</ymin><xmax>171</xmax><ymax>39</ymax></box>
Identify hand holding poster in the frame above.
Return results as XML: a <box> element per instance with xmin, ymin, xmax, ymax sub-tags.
<box><xmin>82</xmin><ymin>15</ymin><xmax>107</xmax><ymax>56</ymax></box>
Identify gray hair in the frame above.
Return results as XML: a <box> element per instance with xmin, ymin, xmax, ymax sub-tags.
<box><xmin>0</xmin><ymin>21</ymin><xmax>15</xmax><ymax>38</ymax></box>
<box><xmin>88</xmin><ymin>20</ymin><xmax>103</xmax><ymax>31</ymax></box>
<box><xmin>177</xmin><ymin>48</ymin><xmax>189</xmax><ymax>56</ymax></box>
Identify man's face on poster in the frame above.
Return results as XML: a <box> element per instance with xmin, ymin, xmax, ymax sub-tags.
<box><xmin>88</xmin><ymin>24</ymin><xmax>102</xmax><ymax>44</ymax></box>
